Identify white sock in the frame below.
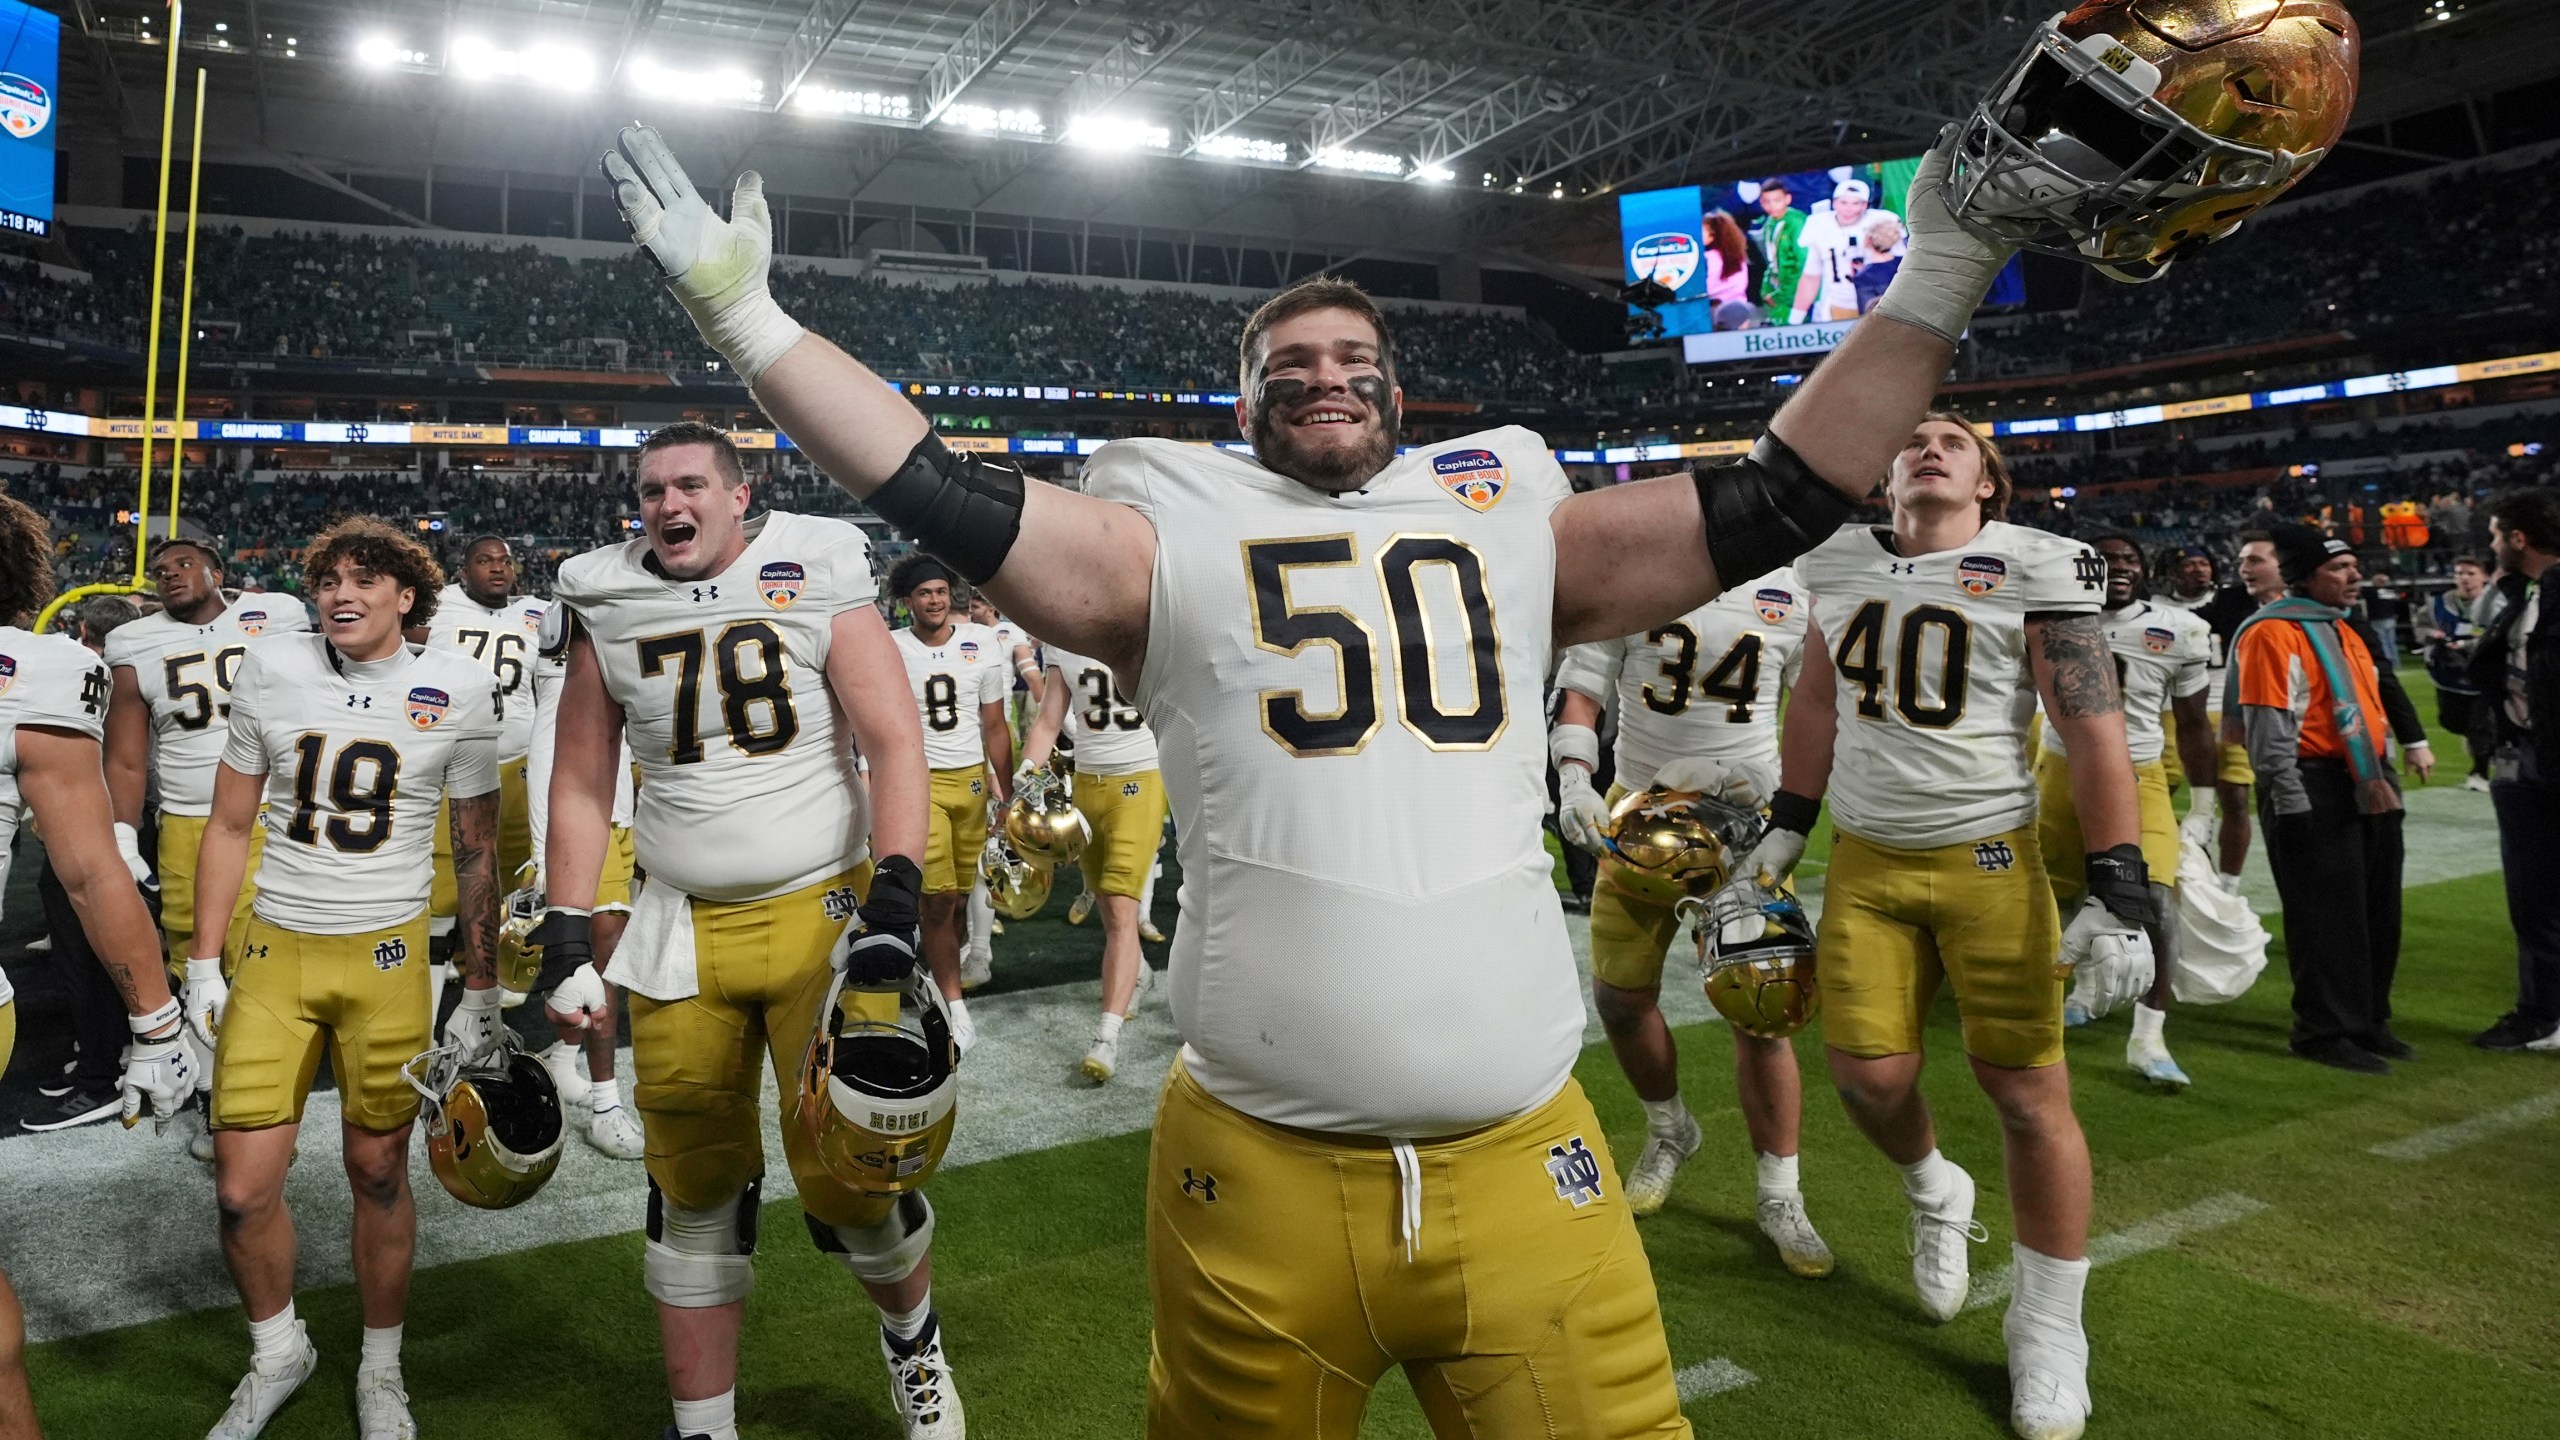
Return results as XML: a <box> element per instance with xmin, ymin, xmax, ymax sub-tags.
<box><xmin>966</xmin><ymin>879</ymin><xmax>992</xmax><ymax>950</ymax></box>
<box><xmin>2218</xmin><ymin>868</ymin><xmax>2244</xmax><ymax>891</ymax></box>
<box><xmin>1139</xmin><ymin>858</ymin><xmax>1160</xmax><ymax>920</ymax></box>
<box><xmin>2130</xmin><ymin>1001</ymin><xmax>2168</xmax><ymax>1046</ymax></box>
<box><xmin>880</xmin><ymin>1292</ymin><xmax>933</xmax><ymax>1342</ymax></box>
<box><xmin>358</xmin><ymin>1323</ymin><xmax>401</xmax><ymax>1372</ymax></box>
<box><xmin>1639</xmin><ymin>1094</ymin><xmax>1691</xmax><ymax>1136</ymax></box>
<box><xmin>1755</xmin><ymin>1151</ymin><xmax>1800</xmax><ymax>1198</ymax></box>
<box><xmin>1094</xmin><ymin>1011</ymin><xmax>1125</xmax><ymax>1045</ymax></box>
<box><xmin>247</xmin><ymin>1302</ymin><xmax>300</xmax><ymax>1363</ymax></box>
<box><xmin>947</xmin><ymin>997</ymin><xmax>971</xmax><ymax>1026</ymax></box>
<box><xmin>1899</xmin><ymin>1148</ymin><xmax>1955</xmax><ymax>1207</ymax></box>
<box><xmin>2007</xmin><ymin>1243</ymin><xmax>2091</xmax><ymax>1363</ymax></box>
<box><xmin>670</xmin><ymin>1390</ymin><xmax>738</xmax><ymax>1440</ymax></box>
<box><xmin>590</xmin><ymin>1071</ymin><xmax>622</xmax><ymax>1112</ymax></box>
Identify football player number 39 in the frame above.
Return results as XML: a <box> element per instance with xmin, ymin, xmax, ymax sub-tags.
<box><xmin>636</xmin><ymin>621</ymin><xmax>799</xmax><ymax>763</ymax></box>
<box><xmin>1244</xmin><ymin>533</ymin><xmax>1504</xmax><ymax>757</ymax></box>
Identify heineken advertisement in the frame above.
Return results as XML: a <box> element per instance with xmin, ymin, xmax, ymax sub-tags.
<box><xmin>1682</xmin><ymin>319</ymin><xmax>1861</xmax><ymax>364</ymax></box>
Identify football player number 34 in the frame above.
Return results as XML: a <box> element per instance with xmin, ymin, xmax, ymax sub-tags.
<box><xmin>1244</xmin><ymin>534</ymin><xmax>1503</xmax><ymax>756</ymax></box>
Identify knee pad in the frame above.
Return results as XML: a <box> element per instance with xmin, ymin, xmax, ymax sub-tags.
<box><xmin>805</xmin><ymin>1191</ymin><xmax>935</xmax><ymax>1286</ymax></box>
<box><xmin>642</xmin><ymin>1176</ymin><xmax>762</xmax><ymax>1308</ymax></box>
<box><xmin>545</xmin><ymin>964</ymin><xmax>607</xmax><ymax>1022</ymax></box>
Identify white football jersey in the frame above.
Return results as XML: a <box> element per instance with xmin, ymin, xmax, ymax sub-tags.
<box><xmin>101</xmin><ymin>597</ymin><xmax>311</xmax><ymax>815</ymax></box>
<box><xmin>221</xmin><ymin>637</ymin><xmax>502</xmax><ymax>933</ymax></box>
<box><xmin>2039</xmin><ymin>600</ymin><xmax>2212</xmax><ymax>764</ymax></box>
<box><xmin>1042</xmin><ymin>642</ymin><xmax>1158</xmax><ymax>775</ymax></box>
<box><xmin>1087</xmin><ymin>427</ymin><xmax>1581</xmax><ymax>1137</ymax></box>
<box><xmin>1796</xmin><ymin>520</ymin><xmax>2104</xmax><ymax>849</ymax></box>
<box><xmin>0</xmin><ymin>628</ymin><xmax>113</xmax><ymax>1006</ymax></box>
<box><xmin>551</xmin><ymin>511</ymin><xmax>876</xmax><ymax>903</ymax></box>
<box><xmin>894</xmin><ymin>623</ymin><xmax>1009</xmax><ymax>771</ymax></box>
<box><xmin>420</xmin><ymin>585</ymin><xmax>548</xmax><ymax>761</ymax></box>
<box><xmin>1554</xmin><ymin>567</ymin><xmax>1809</xmax><ymax>788</ymax></box>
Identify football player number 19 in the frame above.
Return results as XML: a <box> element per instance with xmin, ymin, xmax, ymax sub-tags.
<box><xmin>1243</xmin><ymin>533</ymin><xmax>1504</xmax><ymax>757</ymax></box>
<box><xmin>286</xmin><ymin>735</ymin><xmax>400</xmax><ymax>853</ymax></box>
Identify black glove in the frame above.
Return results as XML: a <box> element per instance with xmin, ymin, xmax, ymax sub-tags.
<box><xmin>837</xmin><ymin>855</ymin><xmax>925</xmax><ymax>988</ymax></box>
<box><xmin>527</xmin><ymin>908</ymin><xmax>595</xmax><ymax>999</ymax></box>
<box><xmin>2082</xmin><ymin>843</ymin><xmax>2160</xmax><ymax>928</ymax></box>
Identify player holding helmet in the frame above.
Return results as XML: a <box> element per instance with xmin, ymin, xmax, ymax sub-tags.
<box><xmin>538</xmin><ymin>421</ymin><xmax>957</xmax><ymax>1440</ymax></box>
<box><xmin>1550</xmin><ymin>571</ymin><xmax>1834</xmax><ymax>1275</ymax></box>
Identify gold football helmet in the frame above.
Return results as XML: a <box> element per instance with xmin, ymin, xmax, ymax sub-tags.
<box><xmin>1597</xmin><ymin>784</ymin><xmax>1763</xmax><ymax>908</ymax></box>
<box><xmin>979</xmin><ymin>835</ymin><xmax>1053</xmax><ymax>921</ymax></box>
<box><xmin>1002</xmin><ymin>768</ymin><xmax>1089</xmax><ymax>865</ymax></box>
<box><xmin>402</xmin><ymin>1031</ymin><xmax>567</xmax><ymax>1209</ymax></box>
<box><xmin>1689</xmin><ymin>882</ymin><xmax>1821</xmax><ymax>1039</ymax></box>
<box><xmin>1949</xmin><ymin>1</ymin><xmax>2360</xmax><ymax>281</ymax></box>
<box><xmin>496</xmin><ymin>885</ymin><xmax>544</xmax><ymax>995</ymax></box>
<box><xmin>796</xmin><ymin>967</ymin><xmax>958</xmax><ymax>1198</ymax></box>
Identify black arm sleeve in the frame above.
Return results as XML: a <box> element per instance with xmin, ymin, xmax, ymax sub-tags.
<box><xmin>862</xmin><ymin>431</ymin><xmax>1026</xmax><ymax>585</ymax></box>
<box><xmin>1692</xmin><ymin>434</ymin><xmax>1864</xmax><ymax>593</ymax></box>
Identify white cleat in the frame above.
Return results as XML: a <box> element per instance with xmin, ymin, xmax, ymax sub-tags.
<box><xmin>1066</xmin><ymin>891</ymin><xmax>1094</xmax><ymax>927</ymax></box>
<box><xmin>882</xmin><ymin>1316</ymin><xmax>967</xmax><ymax>1439</ymax></box>
<box><xmin>1138</xmin><ymin>919</ymin><xmax>1167</xmax><ymax>944</ymax></box>
<box><xmin>947</xmin><ymin>1000</ymin><xmax>978</xmax><ymax>1057</ymax></box>
<box><xmin>2127</xmin><ymin>1038</ymin><xmax>2192</xmax><ymax>1092</ymax></box>
<box><xmin>1756</xmin><ymin>1192</ymin><xmax>1836</xmax><ymax>1278</ymax></box>
<box><xmin>539</xmin><ymin>1041</ymin><xmax>593</xmax><ymax>1109</ymax></box>
<box><xmin>1909</xmin><ymin>1163</ymin><xmax>1987</xmax><ymax>1322</ymax></box>
<box><xmin>2006</xmin><ymin>1303</ymin><xmax>2093</xmax><ymax>1440</ymax></box>
<box><xmin>206</xmin><ymin>1324</ymin><xmax>317</xmax><ymax>1440</ymax></box>
<box><xmin>1621</xmin><ymin>1112</ymin><xmax>1703</xmax><ymax>1218</ymax></box>
<box><xmin>959</xmin><ymin>946</ymin><xmax>993</xmax><ymax>992</ymax></box>
<box><xmin>586</xmin><ymin>1103</ymin><xmax>646</xmax><ymax>1160</ymax></box>
<box><xmin>1081</xmin><ymin>1037</ymin><xmax>1119</xmax><ymax>1084</ymax></box>
<box><xmin>355</xmin><ymin>1364</ymin><xmax>418</xmax><ymax>1440</ymax></box>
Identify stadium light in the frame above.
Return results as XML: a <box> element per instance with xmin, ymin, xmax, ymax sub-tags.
<box><xmin>795</xmin><ymin>85</ymin><xmax>913</xmax><ymax>121</ymax></box>
<box><xmin>452</xmin><ymin>36</ymin><xmax>596</xmax><ymax>91</ymax></box>
<box><xmin>942</xmin><ymin>103</ymin><xmax>1045</xmax><ymax>137</ymax></box>
<box><xmin>1197</xmin><ymin>135</ymin><xmax>1289</xmax><ymax>164</ymax></box>
<box><xmin>1313</xmin><ymin>146</ymin><xmax>1403</xmax><ymax>176</ymax></box>
<box><xmin>628</xmin><ymin>55</ymin><xmax>766</xmax><ymax>106</ymax></box>
<box><xmin>1066</xmin><ymin>115</ymin><xmax>1171</xmax><ymax>152</ymax></box>
<box><xmin>1412</xmin><ymin>163</ymin><xmax>1455</xmax><ymax>183</ymax></box>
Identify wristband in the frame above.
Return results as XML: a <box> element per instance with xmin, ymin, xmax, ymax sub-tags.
<box><xmin>861</xmin><ymin>855</ymin><xmax>925</xmax><ymax>932</ymax></box>
<box><xmin>1766</xmin><ymin>790</ymin><xmax>1822</xmax><ymax>837</ymax></box>
<box><xmin>1549</xmin><ymin>723</ymin><xmax>1600</xmax><ymax>775</ymax></box>
<box><xmin>2083</xmin><ymin>843</ymin><xmax>2160</xmax><ymax>927</ymax></box>
<box><xmin>130</xmin><ymin>996</ymin><xmax>183</xmax><ymax>1036</ymax></box>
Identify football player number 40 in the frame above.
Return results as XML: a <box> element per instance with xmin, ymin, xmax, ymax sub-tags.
<box><xmin>1832</xmin><ymin>599</ymin><xmax>1972</xmax><ymax>729</ymax></box>
<box><xmin>1243</xmin><ymin>533</ymin><xmax>1504</xmax><ymax>757</ymax></box>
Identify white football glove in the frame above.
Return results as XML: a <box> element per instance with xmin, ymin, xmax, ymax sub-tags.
<box><xmin>1872</xmin><ymin>126</ymin><xmax>2020</xmax><ymax>345</ymax></box>
<box><xmin>1737</xmin><ymin>825</ymin><xmax>1808</xmax><ymax>892</ymax></box>
<box><xmin>112</xmin><ymin>821</ymin><xmax>153</xmax><ymax>886</ymax></box>
<box><xmin>2178</xmin><ymin>797</ymin><xmax>2216</xmax><ymax>853</ymax></box>
<box><xmin>601</xmin><ymin>125</ymin><xmax>805</xmax><ymax>385</ymax></box>
<box><xmin>1650</xmin><ymin>756</ymin><xmax>1778</xmax><ymax>811</ymax></box>
<box><xmin>1556</xmin><ymin>765</ymin><xmax>1612</xmax><ymax>854</ymax></box>
<box><xmin>443</xmin><ymin>983</ymin><xmax>507</xmax><ymax>1063</ymax></box>
<box><xmin>543</xmin><ymin>962</ymin><xmax>609</xmax><ymax>1027</ymax></box>
<box><xmin>182</xmin><ymin>955</ymin><xmax>228</xmax><ymax>1053</ymax></box>
<box><xmin>2058</xmin><ymin>897</ymin><xmax>2156</xmax><ymax>1020</ymax></box>
<box><xmin>120</xmin><ymin>998</ymin><xmax>200</xmax><ymax>1133</ymax></box>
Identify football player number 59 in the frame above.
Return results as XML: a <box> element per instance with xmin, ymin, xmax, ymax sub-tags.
<box><xmin>1243</xmin><ymin>534</ymin><xmax>1504</xmax><ymax>757</ymax></box>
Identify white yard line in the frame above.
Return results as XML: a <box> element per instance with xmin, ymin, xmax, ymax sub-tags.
<box><xmin>1965</xmin><ymin>1192</ymin><xmax>2271</xmax><ymax>1312</ymax></box>
<box><xmin>1674</xmin><ymin>1358</ymin><xmax>1759</xmax><ymax>1402</ymax></box>
<box><xmin>2368</xmin><ymin>1087</ymin><xmax>2560</xmax><ymax>1162</ymax></box>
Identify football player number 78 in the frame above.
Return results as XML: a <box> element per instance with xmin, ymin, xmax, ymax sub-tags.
<box><xmin>1243</xmin><ymin>533</ymin><xmax>1505</xmax><ymax>758</ymax></box>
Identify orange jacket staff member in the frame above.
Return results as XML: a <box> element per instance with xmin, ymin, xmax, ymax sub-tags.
<box><xmin>2228</xmin><ymin>524</ymin><xmax>2417</xmax><ymax>1076</ymax></box>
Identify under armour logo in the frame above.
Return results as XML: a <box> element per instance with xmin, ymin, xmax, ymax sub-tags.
<box><xmin>1887</xmin><ymin>561</ymin><xmax>1919</xmax><ymax>576</ymax></box>
<box><xmin>1180</xmin><ymin>1168</ymin><xmax>1219</xmax><ymax>1203</ymax></box>
<box><xmin>1973</xmin><ymin>840</ymin><xmax>2016</xmax><ymax>872</ymax></box>
<box><xmin>242</xmin><ymin>944</ymin><xmax>269</xmax><ymax>960</ymax></box>
<box><xmin>691</xmin><ymin>584</ymin><xmax>720</xmax><ymax>603</ymax></box>
<box><xmin>821</xmin><ymin>885</ymin><xmax>860</xmax><ymax>922</ymax></box>
<box><xmin>1546</xmin><ymin>1137</ymin><xmax>1604</xmax><ymax>1208</ymax></box>
<box><xmin>372</xmin><ymin>936</ymin><xmax>409</xmax><ymax>970</ymax></box>
<box><xmin>345</xmin><ymin>694</ymin><xmax>372</xmax><ymax>708</ymax></box>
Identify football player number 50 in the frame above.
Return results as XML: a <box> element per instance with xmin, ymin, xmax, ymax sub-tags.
<box><xmin>1244</xmin><ymin>534</ymin><xmax>1504</xmax><ymax>757</ymax></box>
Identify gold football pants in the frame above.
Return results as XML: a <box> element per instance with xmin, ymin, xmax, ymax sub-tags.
<box><xmin>211</xmin><ymin>912</ymin><xmax>433</xmax><ymax>1133</ymax></box>
<box><xmin>624</xmin><ymin>865</ymin><xmax>905</xmax><ymax>1230</ymax></box>
<box><xmin>154</xmin><ymin>810</ymin><xmax>267</xmax><ymax>967</ymax></box>
<box><xmin>923</xmin><ymin>765</ymin><xmax>991</xmax><ymax>894</ymax></box>
<box><xmin>1073</xmin><ymin>767</ymin><xmax>1167</xmax><ymax>898</ymax></box>
<box><xmin>1817</xmin><ymin>824</ymin><xmax>2065</xmax><ymax>1069</ymax></box>
<box><xmin>2036</xmin><ymin>752</ymin><xmax>2179</xmax><ymax>898</ymax></box>
<box><xmin>1146</xmin><ymin>1061</ymin><xmax>1692</xmax><ymax>1439</ymax></box>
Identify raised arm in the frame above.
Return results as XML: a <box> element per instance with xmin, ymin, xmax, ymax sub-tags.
<box><xmin>1552</xmin><ymin>140</ymin><xmax>2014</xmax><ymax>644</ymax></box>
<box><xmin>600</xmin><ymin>126</ymin><xmax>1153</xmax><ymax>676</ymax></box>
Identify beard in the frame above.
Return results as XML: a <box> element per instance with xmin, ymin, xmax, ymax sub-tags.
<box><xmin>1248</xmin><ymin>375</ymin><xmax>1400</xmax><ymax>494</ymax></box>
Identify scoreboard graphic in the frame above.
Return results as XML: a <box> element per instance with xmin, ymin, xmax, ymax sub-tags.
<box><xmin>0</xmin><ymin>0</ymin><xmax>56</xmax><ymax>238</ymax></box>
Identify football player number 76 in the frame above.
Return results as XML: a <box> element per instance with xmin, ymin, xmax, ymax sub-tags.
<box><xmin>1243</xmin><ymin>533</ymin><xmax>1505</xmax><ymax>759</ymax></box>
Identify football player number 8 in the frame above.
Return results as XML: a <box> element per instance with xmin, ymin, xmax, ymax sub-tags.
<box><xmin>1244</xmin><ymin>534</ymin><xmax>1503</xmax><ymax>756</ymax></box>
<box><xmin>636</xmin><ymin>621</ymin><xmax>800</xmax><ymax>763</ymax></box>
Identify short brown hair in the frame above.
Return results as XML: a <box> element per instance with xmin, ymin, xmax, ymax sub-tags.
<box><xmin>1918</xmin><ymin>408</ymin><xmax>2012</xmax><ymax>522</ymax></box>
<box><xmin>1236</xmin><ymin>277</ymin><xmax>1397</xmax><ymax>394</ymax></box>
<box><xmin>637</xmin><ymin>421</ymin><xmax>747</xmax><ymax>488</ymax></box>
<box><xmin>0</xmin><ymin>491</ymin><xmax>56</xmax><ymax>626</ymax></box>
<box><xmin>303</xmin><ymin>516</ymin><xmax>446</xmax><ymax>629</ymax></box>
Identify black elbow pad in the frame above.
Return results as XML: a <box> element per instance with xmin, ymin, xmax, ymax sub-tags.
<box><xmin>864</xmin><ymin>432</ymin><xmax>1027</xmax><ymax>585</ymax></box>
<box><xmin>1692</xmin><ymin>433</ymin><xmax>1863</xmax><ymax>588</ymax></box>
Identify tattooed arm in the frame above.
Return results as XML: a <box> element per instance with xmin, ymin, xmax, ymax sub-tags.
<box><xmin>450</xmin><ymin>788</ymin><xmax>502</xmax><ymax>987</ymax></box>
<box><xmin>2029</xmin><ymin>611</ymin><xmax>2141</xmax><ymax>854</ymax></box>
<box><xmin>19</xmin><ymin>727</ymin><xmax>174</xmax><ymax>1015</ymax></box>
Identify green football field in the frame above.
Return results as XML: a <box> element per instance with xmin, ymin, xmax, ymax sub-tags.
<box><xmin>23</xmin><ymin>670</ymin><xmax>2558</xmax><ymax>1439</ymax></box>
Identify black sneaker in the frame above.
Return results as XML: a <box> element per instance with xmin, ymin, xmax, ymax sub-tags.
<box><xmin>36</xmin><ymin>1057</ymin><xmax>78</xmax><ymax>1099</ymax></box>
<box><xmin>2360</xmin><ymin>1030</ymin><xmax>2416</xmax><ymax>1062</ymax></box>
<box><xmin>2292</xmin><ymin>1038</ymin><xmax>2390</xmax><ymax>1075</ymax></box>
<box><xmin>2469</xmin><ymin>1014</ymin><xmax>2558</xmax><ymax>1052</ymax></box>
<box><xmin>20</xmin><ymin>1087</ymin><xmax>122</xmax><ymax>1132</ymax></box>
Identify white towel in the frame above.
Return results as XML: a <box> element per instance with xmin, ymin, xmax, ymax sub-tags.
<box><xmin>613</xmin><ymin>876</ymin><xmax>700</xmax><ymax>1001</ymax></box>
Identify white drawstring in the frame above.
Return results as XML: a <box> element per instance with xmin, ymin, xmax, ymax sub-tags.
<box><xmin>1391</xmin><ymin>1140</ymin><xmax>1423</xmax><ymax>1262</ymax></box>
